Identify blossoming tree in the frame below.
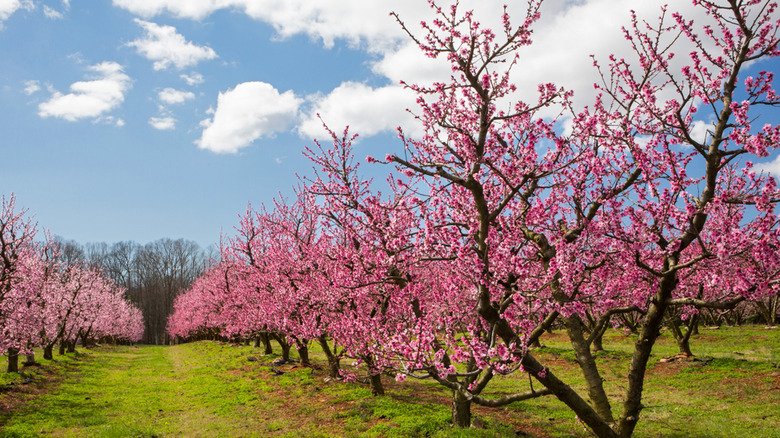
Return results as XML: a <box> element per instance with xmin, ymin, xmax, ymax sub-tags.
<box><xmin>385</xmin><ymin>0</ymin><xmax>780</xmax><ymax>436</ymax></box>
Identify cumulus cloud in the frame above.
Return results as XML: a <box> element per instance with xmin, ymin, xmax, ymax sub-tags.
<box><xmin>371</xmin><ymin>42</ymin><xmax>450</xmax><ymax>88</ymax></box>
<box><xmin>158</xmin><ymin>88</ymin><xmax>194</xmax><ymax>105</ymax></box>
<box><xmin>128</xmin><ymin>19</ymin><xmax>217</xmax><ymax>70</ymax></box>
<box><xmin>38</xmin><ymin>61</ymin><xmax>131</xmax><ymax>122</ymax></box>
<box><xmin>112</xmin><ymin>0</ymin><xmax>218</xmax><ymax>20</ymax></box>
<box><xmin>196</xmin><ymin>81</ymin><xmax>302</xmax><ymax>154</ymax></box>
<box><xmin>0</xmin><ymin>0</ymin><xmax>33</xmax><ymax>24</ymax></box>
<box><xmin>23</xmin><ymin>80</ymin><xmax>40</xmax><ymax>95</ymax></box>
<box><xmin>754</xmin><ymin>155</ymin><xmax>780</xmax><ymax>178</ymax></box>
<box><xmin>299</xmin><ymin>82</ymin><xmax>417</xmax><ymax>140</ymax></box>
<box><xmin>114</xmin><ymin>0</ymin><xmax>716</xmax><ymax>140</ymax></box>
<box><xmin>180</xmin><ymin>72</ymin><xmax>204</xmax><ymax>86</ymax></box>
<box><xmin>689</xmin><ymin>120</ymin><xmax>716</xmax><ymax>145</ymax></box>
<box><xmin>100</xmin><ymin>115</ymin><xmax>125</xmax><ymax>127</ymax></box>
<box><xmin>43</xmin><ymin>5</ymin><xmax>63</xmax><ymax>19</ymax></box>
<box><xmin>113</xmin><ymin>0</ymin><xmax>428</xmax><ymax>49</ymax></box>
<box><xmin>149</xmin><ymin>116</ymin><xmax>176</xmax><ymax>130</ymax></box>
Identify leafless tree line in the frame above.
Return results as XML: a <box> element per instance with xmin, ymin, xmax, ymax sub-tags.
<box><xmin>55</xmin><ymin>237</ymin><xmax>214</xmax><ymax>345</ymax></box>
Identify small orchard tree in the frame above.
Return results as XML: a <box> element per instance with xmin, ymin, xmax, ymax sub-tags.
<box><xmin>303</xmin><ymin>127</ymin><xmax>434</xmax><ymax>394</ymax></box>
<box><xmin>0</xmin><ymin>195</ymin><xmax>43</xmax><ymax>372</ymax></box>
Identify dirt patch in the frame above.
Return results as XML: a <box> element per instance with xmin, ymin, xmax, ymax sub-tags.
<box><xmin>246</xmin><ymin>361</ymin><xmax>551</xmax><ymax>437</ymax></box>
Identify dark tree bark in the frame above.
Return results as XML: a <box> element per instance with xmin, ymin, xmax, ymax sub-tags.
<box><xmin>294</xmin><ymin>338</ymin><xmax>310</xmax><ymax>367</ymax></box>
<box><xmin>566</xmin><ymin>315</ymin><xmax>614</xmax><ymax>422</ymax></box>
<box><xmin>667</xmin><ymin>313</ymin><xmax>696</xmax><ymax>357</ymax></box>
<box><xmin>271</xmin><ymin>333</ymin><xmax>291</xmax><ymax>361</ymax></box>
<box><xmin>261</xmin><ymin>332</ymin><xmax>273</xmax><ymax>354</ymax></box>
<box><xmin>23</xmin><ymin>352</ymin><xmax>36</xmax><ymax>366</ymax></box>
<box><xmin>364</xmin><ymin>355</ymin><xmax>384</xmax><ymax>396</ymax></box>
<box><xmin>451</xmin><ymin>389</ymin><xmax>471</xmax><ymax>428</ymax></box>
<box><xmin>7</xmin><ymin>348</ymin><xmax>19</xmax><ymax>373</ymax></box>
<box><xmin>318</xmin><ymin>335</ymin><xmax>341</xmax><ymax>379</ymax></box>
<box><xmin>591</xmin><ymin>325</ymin><xmax>607</xmax><ymax>352</ymax></box>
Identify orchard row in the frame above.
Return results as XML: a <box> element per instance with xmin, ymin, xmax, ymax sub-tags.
<box><xmin>168</xmin><ymin>1</ymin><xmax>780</xmax><ymax>437</ymax></box>
<box><xmin>1</xmin><ymin>195</ymin><xmax>144</xmax><ymax>372</ymax></box>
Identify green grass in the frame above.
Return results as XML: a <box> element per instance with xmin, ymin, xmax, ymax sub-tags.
<box><xmin>0</xmin><ymin>326</ymin><xmax>778</xmax><ymax>437</ymax></box>
<box><xmin>1</xmin><ymin>344</ymin><xmax>268</xmax><ymax>437</ymax></box>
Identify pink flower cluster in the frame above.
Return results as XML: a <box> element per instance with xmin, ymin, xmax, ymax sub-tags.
<box><xmin>1</xmin><ymin>195</ymin><xmax>144</xmax><ymax>358</ymax></box>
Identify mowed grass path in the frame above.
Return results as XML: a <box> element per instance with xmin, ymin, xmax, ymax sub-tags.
<box><xmin>1</xmin><ymin>344</ymin><xmax>269</xmax><ymax>437</ymax></box>
<box><xmin>2</xmin><ymin>327</ymin><xmax>780</xmax><ymax>438</ymax></box>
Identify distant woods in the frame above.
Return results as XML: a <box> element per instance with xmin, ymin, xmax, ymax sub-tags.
<box><xmin>56</xmin><ymin>237</ymin><xmax>213</xmax><ymax>345</ymax></box>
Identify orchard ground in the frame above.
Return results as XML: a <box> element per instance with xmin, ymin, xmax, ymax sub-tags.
<box><xmin>0</xmin><ymin>327</ymin><xmax>778</xmax><ymax>438</ymax></box>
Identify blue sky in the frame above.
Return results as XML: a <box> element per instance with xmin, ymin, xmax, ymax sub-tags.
<box><xmin>1</xmin><ymin>0</ymin><xmax>779</xmax><ymax>249</ymax></box>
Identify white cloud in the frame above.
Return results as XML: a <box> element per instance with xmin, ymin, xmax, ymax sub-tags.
<box><xmin>23</xmin><ymin>80</ymin><xmax>40</xmax><ymax>95</ymax></box>
<box><xmin>180</xmin><ymin>72</ymin><xmax>204</xmax><ymax>86</ymax></box>
<box><xmin>689</xmin><ymin>120</ymin><xmax>716</xmax><ymax>145</ymax></box>
<box><xmin>149</xmin><ymin>116</ymin><xmax>176</xmax><ymax>130</ymax></box>
<box><xmin>754</xmin><ymin>155</ymin><xmax>780</xmax><ymax>178</ymax></box>
<box><xmin>371</xmin><ymin>41</ymin><xmax>450</xmax><ymax>88</ymax></box>
<box><xmin>112</xmin><ymin>0</ymin><xmax>219</xmax><ymax>20</ymax></box>
<box><xmin>299</xmin><ymin>82</ymin><xmax>417</xmax><ymax>140</ymax></box>
<box><xmin>128</xmin><ymin>19</ymin><xmax>217</xmax><ymax>70</ymax></box>
<box><xmin>38</xmin><ymin>61</ymin><xmax>131</xmax><ymax>122</ymax></box>
<box><xmin>43</xmin><ymin>5</ymin><xmax>63</xmax><ymax>19</ymax></box>
<box><xmin>158</xmin><ymin>88</ymin><xmax>194</xmax><ymax>105</ymax></box>
<box><xmin>113</xmin><ymin>0</ymin><xmax>426</xmax><ymax>49</ymax></box>
<box><xmin>98</xmin><ymin>115</ymin><xmax>125</xmax><ymax>127</ymax></box>
<box><xmin>196</xmin><ymin>81</ymin><xmax>302</xmax><ymax>154</ymax></box>
<box><xmin>0</xmin><ymin>0</ymin><xmax>33</xmax><ymax>23</ymax></box>
<box><xmin>114</xmin><ymin>0</ymin><xmax>720</xmax><ymax>140</ymax></box>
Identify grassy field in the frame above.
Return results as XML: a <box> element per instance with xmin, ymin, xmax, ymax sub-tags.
<box><xmin>0</xmin><ymin>326</ymin><xmax>778</xmax><ymax>437</ymax></box>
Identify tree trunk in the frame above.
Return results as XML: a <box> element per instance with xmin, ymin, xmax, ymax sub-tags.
<box><xmin>619</xmin><ymin>313</ymin><xmax>640</xmax><ymax>334</ymax></box>
<box><xmin>261</xmin><ymin>332</ymin><xmax>273</xmax><ymax>355</ymax></box>
<box><xmin>756</xmin><ymin>299</ymin><xmax>778</xmax><ymax>326</ymax></box>
<box><xmin>566</xmin><ymin>315</ymin><xmax>614</xmax><ymax>422</ymax></box>
<box><xmin>365</xmin><ymin>355</ymin><xmax>384</xmax><ymax>396</ymax></box>
<box><xmin>24</xmin><ymin>352</ymin><xmax>36</xmax><ymax>366</ymax></box>
<box><xmin>616</xmin><ymin>274</ymin><xmax>677</xmax><ymax>438</ymax></box>
<box><xmin>271</xmin><ymin>334</ymin><xmax>290</xmax><ymax>361</ymax></box>
<box><xmin>67</xmin><ymin>341</ymin><xmax>76</xmax><ymax>353</ymax></box>
<box><xmin>519</xmin><ymin>353</ymin><xmax>618</xmax><ymax>438</ymax></box>
<box><xmin>81</xmin><ymin>329</ymin><xmax>91</xmax><ymax>348</ymax></box>
<box><xmin>59</xmin><ymin>341</ymin><xmax>66</xmax><ymax>356</ymax></box>
<box><xmin>689</xmin><ymin>315</ymin><xmax>700</xmax><ymax>335</ymax></box>
<box><xmin>368</xmin><ymin>372</ymin><xmax>384</xmax><ymax>396</ymax></box>
<box><xmin>592</xmin><ymin>323</ymin><xmax>608</xmax><ymax>352</ymax></box>
<box><xmin>295</xmin><ymin>339</ymin><xmax>310</xmax><ymax>367</ymax></box>
<box><xmin>318</xmin><ymin>335</ymin><xmax>341</xmax><ymax>379</ymax></box>
<box><xmin>7</xmin><ymin>348</ymin><xmax>19</xmax><ymax>373</ymax></box>
<box><xmin>254</xmin><ymin>336</ymin><xmax>261</xmax><ymax>348</ymax></box>
<box><xmin>678</xmin><ymin>314</ymin><xmax>698</xmax><ymax>356</ymax></box>
<box><xmin>667</xmin><ymin>313</ymin><xmax>695</xmax><ymax>357</ymax></box>
<box><xmin>43</xmin><ymin>344</ymin><xmax>54</xmax><ymax>360</ymax></box>
<box><xmin>451</xmin><ymin>388</ymin><xmax>472</xmax><ymax>427</ymax></box>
